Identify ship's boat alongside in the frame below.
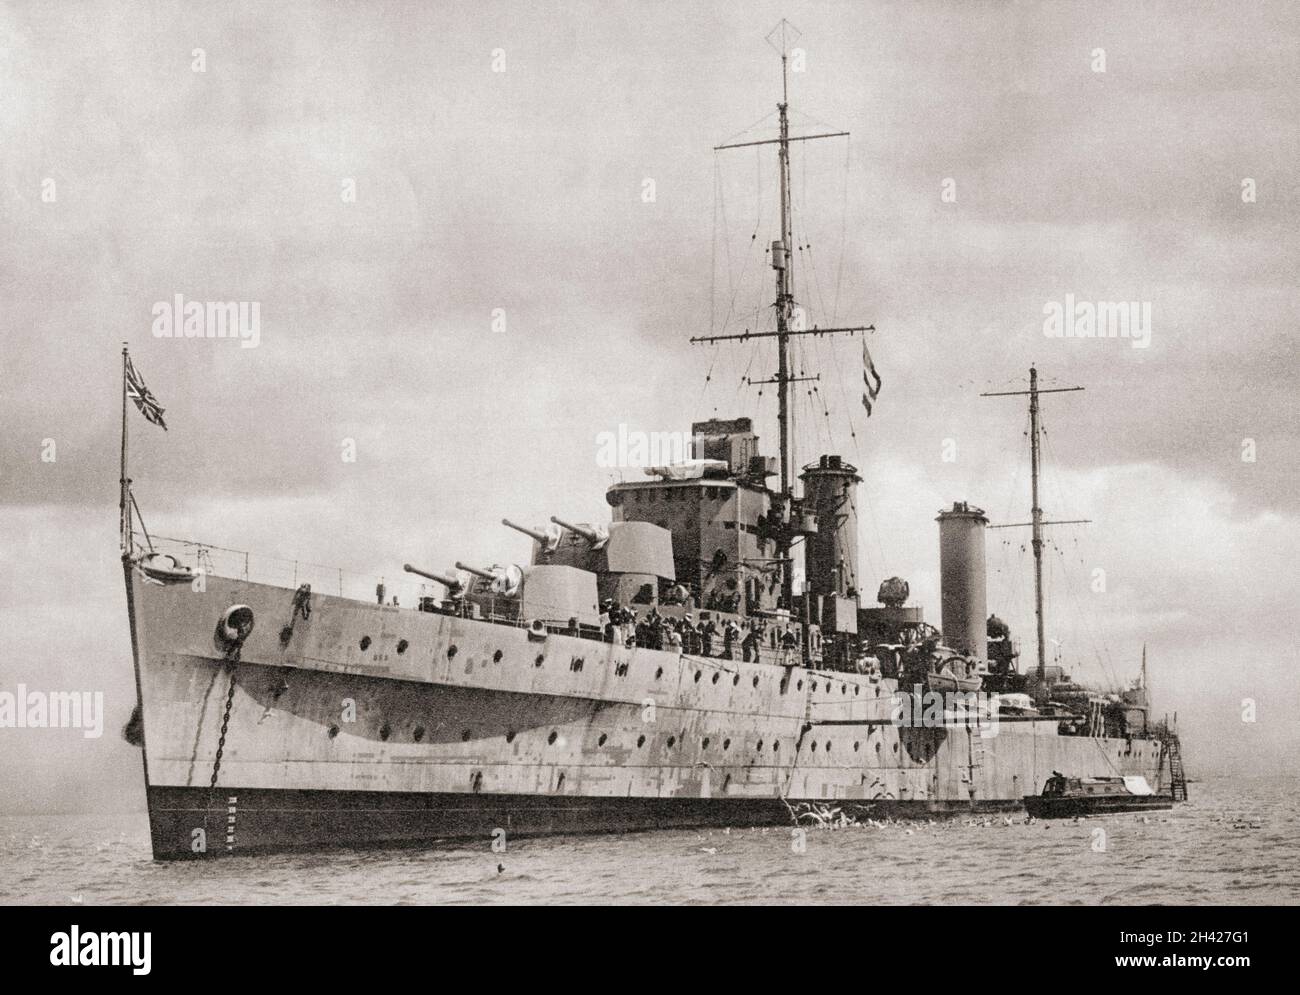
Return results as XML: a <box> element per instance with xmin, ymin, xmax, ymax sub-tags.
<box><xmin>1024</xmin><ymin>773</ymin><xmax>1174</xmax><ymax>818</ymax></box>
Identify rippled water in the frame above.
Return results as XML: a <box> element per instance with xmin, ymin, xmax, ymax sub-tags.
<box><xmin>2</xmin><ymin>777</ymin><xmax>1295</xmax><ymax>905</ymax></box>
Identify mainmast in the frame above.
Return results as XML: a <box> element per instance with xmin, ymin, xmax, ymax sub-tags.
<box><xmin>1028</xmin><ymin>366</ymin><xmax>1045</xmax><ymax>686</ymax></box>
<box><xmin>692</xmin><ymin>20</ymin><xmax>871</xmax><ymax>620</ymax></box>
<box><xmin>774</xmin><ymin>46</ymin><xmax>794</xmax><ymax>606</ymax></box>
<box><xmin>983</xmin><ymin>367</ymin><xmax>1086</xmax><ymax>696</ymax></box>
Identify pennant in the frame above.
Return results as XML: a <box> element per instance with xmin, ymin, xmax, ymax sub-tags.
<box><xmin>861</xmin><ymin>339</ymin><xmax>882</xmax><ymax>416</ymax></box>
<box><xmin>125</xmin><ymin>355</ymin><xmax>167</xmax><ymax>431</ymax></box>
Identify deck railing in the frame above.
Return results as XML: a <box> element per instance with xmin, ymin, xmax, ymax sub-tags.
<box><xmin>131</xmin><ymin>532</ymin><xmax>444</xmax><ymax>607</ymax></box>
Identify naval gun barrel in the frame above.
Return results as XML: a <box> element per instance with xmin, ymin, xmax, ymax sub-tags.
<box><xmin>550</xmin><ymin>516</ymin><xmax>601</xmax><ymax>544</ymax></box>
<box><xmin>403</xmin><ymin>563</ymin><xmax>462</xmax><ymax>590</ymax></box>
<box><xmin>454</xmin><ymin>561</ymin><xmax>497</xmax><ymax>581</ymax></box>
<box><xmin>502</xmin><ymin>518</ymin><xmax>549</xmax><ymax>543</ymax></box>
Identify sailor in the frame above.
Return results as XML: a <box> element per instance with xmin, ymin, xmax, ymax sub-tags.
<box><xmin>722</xmin><ymin>620</ymin><xmax>740</xmax><ymax>659</ymax></box>
<box><xmin>650</xmin><ymin>616</ymin><xmax>665</xmax><ymax>651</ymax></box>
<box><xmin>683</xmin><ymin>614</ymin><xmax>699</xmax><ymax>654</ymax></box>
<box><xmin>701</xmin><ymin>619</ymin><xmax>717</xmax><ymax>658</ymax></box>
<box><xmin>780</xmin><ymin>626</ymin><xmax>797</xmax><ymax>666</ymax></box>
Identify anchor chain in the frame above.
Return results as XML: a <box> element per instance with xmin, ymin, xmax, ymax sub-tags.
<box><xmin>201</xmin><ymin>656</ymin><xmax>240</xmax><ymax>851</ymax></box>
<box><xmin>209</xmin><ymin>659</ymin><xmax>239</xmax><ymax>790</ymax></box>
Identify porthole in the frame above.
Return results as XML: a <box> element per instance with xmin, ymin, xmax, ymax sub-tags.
<box><xmin>711</xmin><ymin>672</ymin><xmax>720</xmax><ymax>684</ymax></box>
<box><xmin>774</xmin><ymin>740</ymin><xmax>781</xmax><ymax>752</ymax></box>
<box><xmin>493</xmin><ymin>649</ymin><xmax>503</xmax><ymax>662</ymax></box>
<box><xmin>732</xmin><ymin>674</ymin><xmax>739</xmax><ymax>686</ymax></box>
<box><xmin>506</xmin><ymin>730</ymin><xmax>516</xmax><ymax>743</ymax></box>
<box><xmin>598</xmin><ymin>733</ymin><xmax>607</xmax><ymax>747</ymax></box>
<box><xmin>796</xmin><ymin>680</ymin><xmax>803</xmax><ymax>691</ymax></box>
<box><xmin>414</xmin><ymin>726</ymin><xmax>425</xmax><ymax>742</ymax></box>
<box><xmin>757</xmin><ymin>739</ymin><xmax>764</xmax><ymax>751</ymax></box>
<box><xmin>753</xmin><ymin>675</ymin><xmax>759</xmax><ymax>688</ymax></box>
<box><xmin>811</xmin><ymin>681</ymin><xmax>818</xmax><ymax>692</ymax></box>
<box><xmin>637</xmin><ymin>734</ymin><xmax>646</xmax><ymax>748</ymax></box>
<box><xmin>655</xmin><ymin>667</ymin><xmax>663</xmax><ymax>679</ymax></box>
<box><xmin>547</xmin><ymin>730</ymin><xmax>558</xmax><ymax>745</ymax></box>
<box><xmin>723</xmin><ymin>738</ymin><xmax>731</xmax><ymax>750</ymax></box>
<box><xmin>379</xmin><ymin>723</ymin><xmax>391</xmax><ymax>741</ymax></box>
<box><xmin>667</xmin><ymin>735</ymin><xmax>676</xmax><ymax>748</ymax></box>
<box><xmin>853</xmin><ymin>741</ymin><xmax>860</xmax><ymax>752</ymax></box>
<box><xmin>702</xmin><ymin>737</ymin><xmax>711</xmax><ymax>749</ymax></box>
<box><xmin>535</xmin><ymin>654</ymin><xmax>545</xmax><ymax>667</ymax></box>
<box><xmin>359</xmin><ymin>635</ymin><xmax>371</xmax><ymax>650</ymax></box>
<box><xmin>461</xmin><ymin>729</ymin><xmax>472</xmax><ymax>741</ymax></box>
<box><xmin>447</xmin><ymin>644</ymin><xmax>458</xmax><ymax>659</ymax></box>
<box><xmin>854</xmin><ymin>686</ymin><xmax>860</xmax><ymax>696</ymax></box>
<box><xmin>694</xmin><ymin>671</ymin><xmax>702</xmax><ymax>683</ymax></box>
<box><xmin>396</xmin><ymin>639</ymin><xmax>409</xmax><ymax>654</ymax></box>
<box><xmin>892</xmin><ymin>743</ymin><xmax>898</xmax><ymax>753</ymax></box>
<box><xmin>328</xmin><ymin>724</ymin><xmax>339</xmax><ymax>739</ymax></box>
<box><xmin>811</xmin><ymin>740</ymin><xmax>818</xmax><ymax>752</ymax></box>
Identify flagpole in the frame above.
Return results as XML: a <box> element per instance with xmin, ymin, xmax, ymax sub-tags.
<box><xmin>120</xmin><ymin>343</ymin><xmax>130</xmax><ymax>558</ymax></box>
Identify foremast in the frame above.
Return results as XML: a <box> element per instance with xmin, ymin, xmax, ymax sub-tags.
<box><xmin>692</xmin><ymin>21</ymin><xmax>872</xmax><ymax>634</ymax></box>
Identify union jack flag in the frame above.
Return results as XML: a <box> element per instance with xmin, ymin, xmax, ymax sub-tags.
<box><xmin>126</xmin><ymin>354</ymin><xmax>167</xmax><ymax>431</ymax></box>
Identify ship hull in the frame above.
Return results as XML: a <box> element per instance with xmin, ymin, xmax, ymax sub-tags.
<box><xmin>148</xmin><ymin>785</ymin><xmax>1037</xmax><ymax>859</ymax></box>
<box><xmin>126</xmin><ymin>570</ymin><xmax>1173</xmax><ymax>859</ymax></box>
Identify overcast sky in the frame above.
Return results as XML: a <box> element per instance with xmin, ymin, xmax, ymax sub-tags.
<box><xmin>2</xmin><ymin>0</ymin><xmax>1297</xmax><ymax>811</ymax></box>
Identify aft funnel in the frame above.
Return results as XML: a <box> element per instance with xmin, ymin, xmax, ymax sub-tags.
<box><xmin>936</xmin><ymin>501</ymin><xmax>988</xmax><ymax>659</ymax></box>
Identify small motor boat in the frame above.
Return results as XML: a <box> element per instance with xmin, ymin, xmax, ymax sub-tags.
<box><xmin>1023</xmin><ymin>772</ymin><xmax>1174</xmax><ymax>818</ymax></box>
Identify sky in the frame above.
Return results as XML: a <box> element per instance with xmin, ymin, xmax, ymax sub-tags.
<box><xmin>1</xmin><ymin>0</ymin><xmax>1297</xmax><ymax>812</ymax></box>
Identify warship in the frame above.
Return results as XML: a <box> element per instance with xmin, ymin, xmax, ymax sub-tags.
<box><xmin>119</xmin><ymin>27</ymin><xmax>1185</xmax><ymax>859</ymax></box>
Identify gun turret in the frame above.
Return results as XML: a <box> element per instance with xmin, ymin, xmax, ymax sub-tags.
<box><xmin>550</xmin><ymin>516</ymin><xmax>608</xmax><ymax>546</ymax></box>
<box><xmin>455</xmin><ymin>561</ymin><xmax>523</xmax><ymax>596</ymax></box>
<box><xmin>403</xmin><ymin>563</ymin><xmax>464</xmax><ymax>594</ymax></box>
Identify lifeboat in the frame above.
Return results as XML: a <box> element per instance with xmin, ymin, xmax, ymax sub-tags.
<box><xmin>137</xmin><ymin>552</ymin><xmax>195</xmax><ymax>584</ymax></box>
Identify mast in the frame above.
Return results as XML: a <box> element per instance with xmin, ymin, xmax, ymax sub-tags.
<box><xmin>692</xmin><ymin>21</ymin><xmax>871</xmax><ymax>629</ymax></box>
<box><xmin>982</xmin><ymin>367</ymin><xmax>1086</xmax><ymax>699</ymax></box>
<box><xmin>775</xmin><ymin>49</ymin><xmax>794</xmax><ymax>609</ymax></box>
<box><xmin>120</xmin><ymin>343</ymin><xmax>131</xmax><ymax>558</ymax></box>
<box><xmin>1028</xmin><ymin>366</ymin><xmax>1045</xmax><ymax>686</ymax></box>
